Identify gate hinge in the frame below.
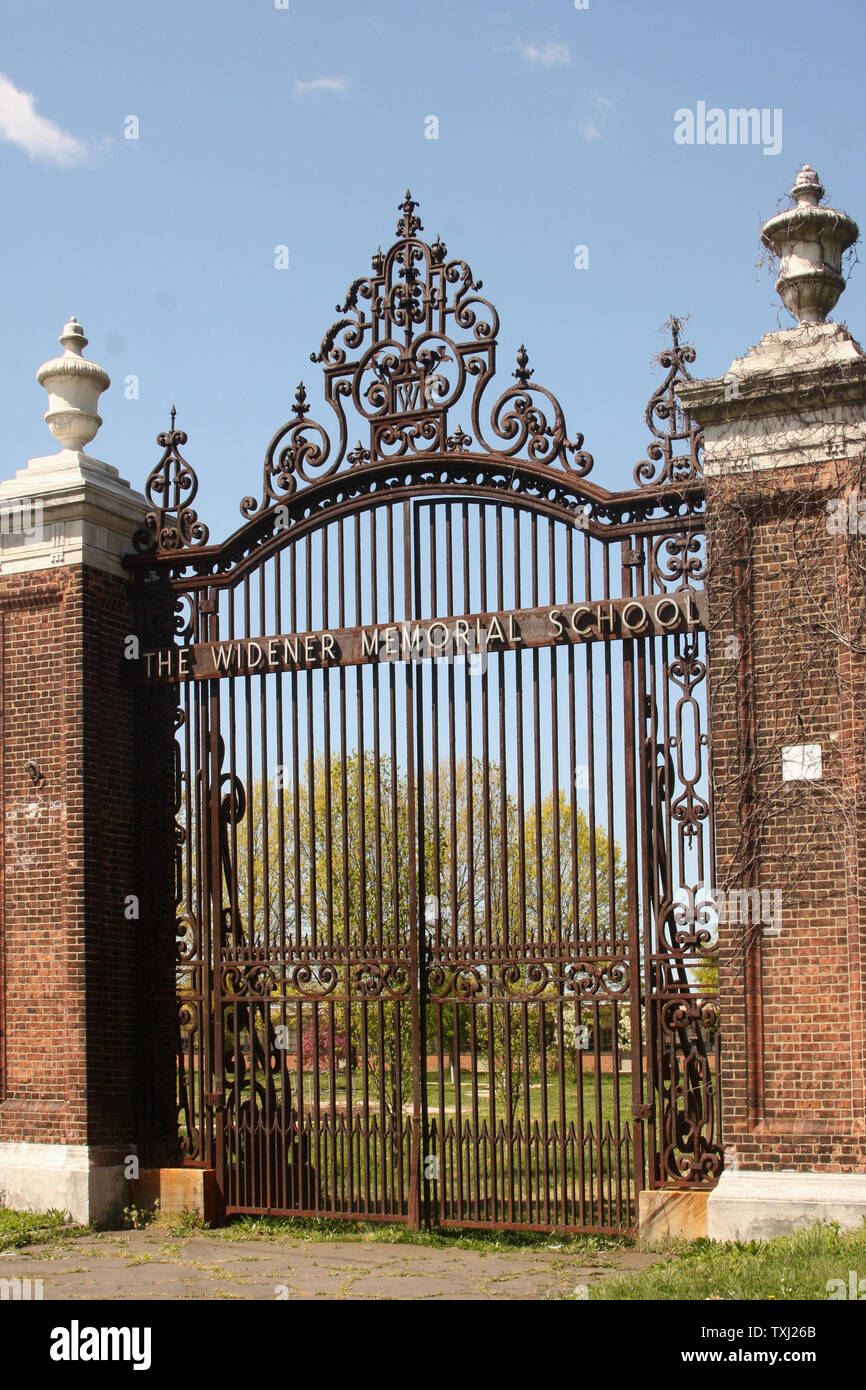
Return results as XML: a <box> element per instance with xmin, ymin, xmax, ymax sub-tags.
<box><xmin>204</xmin><ymin>1092</ymin><xmax>226</xmax><ymax>1110</ymax></box>
<box><xmin>622</xmin><ymin>548</ymin><xmax>643</xmax><ymax>567</ymax></box>
<box><xmin>632</xmin><ymin>1102</ymin><xmax>653</xmax><ymax>1121</ymax></box>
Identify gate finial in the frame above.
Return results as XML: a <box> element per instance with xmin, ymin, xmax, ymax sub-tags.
<box><xmin>134</xmin><ymin>409</ymin><xmax>209</xmax><ymax>553</ymax></box>
<box><xmin>633</xmin><ymin>317</ymin><xmax>703</xmax><ymax>487</ymax></box>
<box><xmin>513</xmin><ymin>345</ymin><xmax>533</xmax><ymax>385</ymax></box>
<box><xmin>397</xmin><ymin>189</ymin><xmax>422</xmax><ymax>238</ymax></box>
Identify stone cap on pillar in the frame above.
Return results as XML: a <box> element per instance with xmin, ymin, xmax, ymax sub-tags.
<box><xmin>0</xmin><ymin>318</ymin><xmax>147</xmax><ymax>578</ymax></box>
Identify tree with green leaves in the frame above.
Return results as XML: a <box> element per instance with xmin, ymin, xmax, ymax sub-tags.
<box><xmin>229</xmin><ymin>749</ymin><xmax>630</xmax><ymax>1119</ymax></box>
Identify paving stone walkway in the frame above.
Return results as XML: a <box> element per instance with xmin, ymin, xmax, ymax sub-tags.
<box><xmin>0</xmin><ymin>1229</ymin><xmax>657</xmax><ymax>1300</ymax></box>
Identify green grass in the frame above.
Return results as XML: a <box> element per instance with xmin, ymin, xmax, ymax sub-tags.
<box><xmin>211</xmin><ymin>1212</ymin><xmax>631</xmax><ymax>1255</ymax></box>
<box><xmin>0</xmin><ymin>1208</ymin><xmax>79</xmax><ymax>1252</ymax></box>
<box><xmin>427</xmin><ymin>1072</ymin><xmax>632</xmax><ymax>1124</ymax></box>
<box><xmin>245</xmin><ymin>1068</ymin><xmax>632</xmax><ymax>1127</ymax></box>
<box><xmin>590</xmin><ymin>1221</ymin><xmax>866</xmax><ymax>1301</ymax></box>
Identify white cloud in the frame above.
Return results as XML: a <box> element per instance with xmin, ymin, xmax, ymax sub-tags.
<box><xmin>0</xmin><ymin>72</ymin><xmax>87</xmax><ymax>165</ymax></box>
<box><xmin>293</xmin><ymin>75</ymin><xmax>349</xmax><ymax>97</ymax></box>
<box><xmin>518</xmin><ymin>41</ymin><xmax>571</xmax><ymax>67</ymax></box>
<box><xmin>577</xmin><ymin>94</ymin><xmax>616</xmax><ymax>143</ymax></box>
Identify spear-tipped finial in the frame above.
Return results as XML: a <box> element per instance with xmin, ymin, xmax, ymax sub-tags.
<box><xmin>513</xmin><ymin>344</ymin><xmax>533</xmax><ymax>385</ymax></box>
<box><xmin>396</xmin><ymin>189</ymin><xmax>422</xmax><ymax>239</ymax></box>
<box><xmin>292</xmin><ymin>381</ymin><xmax>310</xmax><ymax>419</ymax></box>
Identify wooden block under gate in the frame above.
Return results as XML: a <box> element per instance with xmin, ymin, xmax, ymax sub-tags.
<box><xmin>132</xmin><ymin>1168</ymin><xmax>218</xmax><ymax>1222</ymax></box>
<box><xmin>638</xmin><ymin>1187</ymin><xmax>709</xmax><ymax>1247</ymax></box>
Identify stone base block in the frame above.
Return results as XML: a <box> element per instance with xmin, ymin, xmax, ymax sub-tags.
<box><xmin>0</xmin><ymin>1142</ymin><xmax>129</xmax><ymax>1226</ymax></box>
<box><xmin>132</xmin><ymin>1167</ymin><xmax>217</xmax><ymax>1223</ymax></box>
<box><xmin>638</xmin><ymin>1187</ymin><xmax>709</xmax><ymax>1247</ymax></box>
<box><xmin>708</xmin><ymin>1170</ymin><xmax>866</xmax><ymax>1242</ymax></box>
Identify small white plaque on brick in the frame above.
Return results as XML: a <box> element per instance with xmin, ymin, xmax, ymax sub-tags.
<box><xmin>781</xmin><ymin>743</ymin><xmax>822</xmax><ymax>781</ymax></box>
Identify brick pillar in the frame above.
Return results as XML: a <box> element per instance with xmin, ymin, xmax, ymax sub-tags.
<box><xmin>679</xmin><ymin>168</ymin><xmax>866</xmax><ymax>1238</ymax></box>
<box><xmin>0</xmin><ymin>320</ymin><xmax>148</xmax><ymax>1223</ymax></box>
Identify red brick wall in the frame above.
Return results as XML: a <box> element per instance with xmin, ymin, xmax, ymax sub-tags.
<box><xmin>0</xmin><ymin>565</ymin><xmax>140</xmax><ymax>1152</ymax></box>
<box><xmin>708</xmin><ymin>459</ymin><xmax>866</xmax><ymax>1171</ymax></box>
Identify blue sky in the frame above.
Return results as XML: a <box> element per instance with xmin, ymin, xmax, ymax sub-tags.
<box><xmin>2</xmin><ymin>0</ymin><xmax>864</xmax><ymax>542</ymax></box>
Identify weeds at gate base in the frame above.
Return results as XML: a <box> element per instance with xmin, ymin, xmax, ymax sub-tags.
<box><xmin>579</xmin><ymin>1220</ymin><xmax>866</xmax><ymax>1301</ymax></box>
<box><xmin>213</xmin><ymin>1213</ymin><xmax>631</xmax><ymax>1256</ymax></box>
<box><xmin>119</xmin><ymin>1201</ymin><xmax>151</xmax><ymax>1230</ymax></box>
<box><xmin>110</xmin><ymin>1204</ymin><xmax>632</xmax><ymax>1254</ymax></box>
<box><xmin>118</xmin><ymin>1200</ymin><xmax>209</xmax><ymax>1236</ymax></box>
<box><xmin>155</xmin><ymin>1206</ymin><xmax>210</xmax><ymax>1236</ymax></box>
<box><xmin>2</xmin><ymin>1201</ymin><xmax>628</xmax><ymax>1256</ymax></box>
<box><xmin>0</xmin><ymin>1207</ymin><xmax>80</xmax><ymax>1253</ymax></box>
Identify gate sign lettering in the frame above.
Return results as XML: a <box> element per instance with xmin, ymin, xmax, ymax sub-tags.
<box><xmin>138</xmin><ymin>590</ymin><xmax>705</xmax><ymax>682</ymax></box>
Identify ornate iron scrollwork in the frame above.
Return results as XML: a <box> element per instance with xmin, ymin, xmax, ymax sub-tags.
<box><xmin>645</xmin><ymin>640</ymin><xmax>723</xmax><ymax>1187</ymax></box>
<box><xmin>659</xmin><ymin>996</ymin><xmax>723</xmax><ymax>1184</ymax></box>
<box><xmin>212</xmin><ymin>735</ymin><xmax>316</xmax><ymax>1199</ymax></box>
<box><xmin>126</xmin><ymin>206</ymin><xmax>708</xmax><ymax>589</ymax></box>
<box><xmin>240</xmin><ymin>191</ymin><xmax>594</xmax><ymax>519</ymax></box>
<box><xmin>135</xmin><ymin>408</ymin><xmax>209</xmax><ymax>553</ymax></box>
<box><xmin>668</xmin><ymin>641</ymin><xmax>711</xmax><ymax>860</ymax></box>
<box><xmin>634</xmin><ymin>317</ymin><xmax>704</xmax><ymax>487</ymax></box>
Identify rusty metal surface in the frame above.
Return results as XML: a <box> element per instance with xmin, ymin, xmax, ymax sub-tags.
<box><xmin>135</xmin><ymin>591</ymin><xmax>707</xmax><ymax>685</ymax></box>
<box><xmin>131</xmin><ymin>195</ymin><xmax>720</xmax><ymax>1232</ymax></box>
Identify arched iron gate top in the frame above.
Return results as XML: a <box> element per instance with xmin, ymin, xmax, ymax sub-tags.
<box><xmin>125</xmin><ymin>190</ymin><xmax>704</xmax><ymax>587</ymax></box>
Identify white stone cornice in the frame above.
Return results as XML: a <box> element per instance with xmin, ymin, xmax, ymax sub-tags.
<box><xmin>697</xmin><ymin>409</ymin><xmax>866</xmax><ymax>478</ymax></box>
<box><xmin>0</xmin><ymin>449</ymin><xmax>147</xmax><ymax>578</ymax></box>
<box><xmin>679</xmin><ymin>323</ymin><xmax>866</xmax><ymax>477</ymax></box>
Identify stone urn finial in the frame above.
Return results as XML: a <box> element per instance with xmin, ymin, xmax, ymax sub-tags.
<box><xmin>36</xmin><ymin>317</ymin><xmax>110</xmax><ymax>452</ymax></box>
<box><xmin>761</xmin><ymin>167</ymin><xmax>859</xmax><ymax>325</ymax></box>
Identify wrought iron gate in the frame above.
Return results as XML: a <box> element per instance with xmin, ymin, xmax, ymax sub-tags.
<box><xmin>130</xmin><ymin>194</ymin><xmax>722</xmax><ymax>1232</ymax></box>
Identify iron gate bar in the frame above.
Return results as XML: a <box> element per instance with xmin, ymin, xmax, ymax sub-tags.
<box><xmin>621</xmin><ymin>539</ymin><xmax>648</xmax><ymax>1209</ymax></box>
<box><xmin>129</xmin><ymin>196</ymin><xmax>720</xmax><ymax>1231</ymax></box>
